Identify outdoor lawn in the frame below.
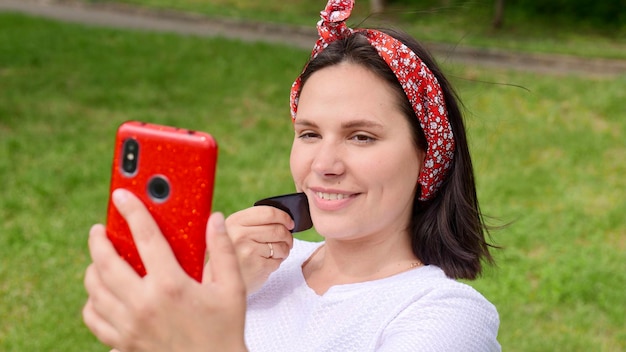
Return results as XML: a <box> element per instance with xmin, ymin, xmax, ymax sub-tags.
<box><xmin>112</xmin><ymin>0</ymin><xmax>626</xmax><ymax>59</ymax></box>
<box><xmin>0</xmin><ymin>2</ymin><xmax>625</xmax><ymax>351</ymax></box>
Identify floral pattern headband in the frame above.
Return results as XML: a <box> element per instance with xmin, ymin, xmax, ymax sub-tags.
<box><xmin>290</xmin><ymin>0</ymin><xmax>455</xmax><ymax>201</ymax></box>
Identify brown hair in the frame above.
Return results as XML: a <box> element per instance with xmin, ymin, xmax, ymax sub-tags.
<box><xmin>297</xmin><ymin>29</ymin><xmax>495</xmax><ymax>280</ymax></box>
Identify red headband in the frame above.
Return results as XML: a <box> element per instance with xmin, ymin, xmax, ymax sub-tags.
<box><xmin>290</xmin><ymin>0</ymin><xmax>455</xmax><ymax>201</ymax></box>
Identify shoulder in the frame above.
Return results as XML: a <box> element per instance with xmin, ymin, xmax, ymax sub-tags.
<box><xmin>408</xmin><ymin>266</ymin><xmax>496</xmax><ymax>306</ymax></box>
<box><xmin>378</xmin><ymin>266</ymin><xmax>501</xmax><ymax>351</ymax></box>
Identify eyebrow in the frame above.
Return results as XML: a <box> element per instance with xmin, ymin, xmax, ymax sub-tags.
<box><xmin>294</xmin><ymin>118</ymin><xmax>384</xmax><ymax>130</ymax></box>
<box><xmin>293</xmin><ymin>119</ymin><xmax>317</xmax><ymax>128</ymax></box>
<box><xmin>340</xmin><ymin>119</ymin><xmax>384</xmax><ymax>130</ymax></box>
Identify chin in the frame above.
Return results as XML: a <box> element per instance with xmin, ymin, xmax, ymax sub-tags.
<box><xmin>311</xmin><ymin>218</ymin><xmax>360</xmax><ymax>241</ymax></box>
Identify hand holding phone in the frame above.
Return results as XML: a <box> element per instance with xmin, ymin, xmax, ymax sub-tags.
<box><xmin>106</xmin><ymin>121</ymin><xmax>218</xmax><ymax>282</ymax></box>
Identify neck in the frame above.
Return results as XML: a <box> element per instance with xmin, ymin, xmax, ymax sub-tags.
<box><xmin>303</xmin><ymin>232</ymin><xmax>421</xmax><ymax>295</ymax></box>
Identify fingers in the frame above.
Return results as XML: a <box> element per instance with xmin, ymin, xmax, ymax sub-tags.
<box><xmin>85</xmin><ymin>226</ymin><xmax>140</xmax><ymax>343</ymax></box>
<box><xmin>232</xmin><ymin>237</ymin><xmax>291</xmax><ymax>259</ymax></box>
<box><xmin>83</xmin><ymin>261</ymin><xmax>127</xmax><ymax>350</ymax></box>
<box><xmin>88</xmin><ymin>224</ymin><xmax>142</xmax><ymax>298</ymax></box>
<box><xmin>83</xmin><ymin>298</ymin><xmax>121</xmax><ymax>348</ymax></box>
<box><xmin>261</xmin><ymin>241</ymin><xmax>291</xmax><ymax>260</ymax></box>
<box><xmin>226</xmin><ymin>206</ymin><xmax>294</xmax><ymax>248</ymax></box>
<box><xmin>111</xmin><ymin>189</ymin><xmax>182</xmax><ymax>277</ymax></box>
<box><xmin>84</xmin><ymin>263</ymin><xmax>126</xmax><ymax>323</ymax></box>
<box><xmin>210</xmin><ymin>207</ymin><xmax>295</xmax><ymax>294</ymax></box>
<box><xmin>203</xmin><ymin>212</ymin><xmax>245</xmax><ymax>291</ymax></box>
<box><xmin>227</xmin><ymin>206</ymin><xmax>294</xmax><ymax>240</ymax></box>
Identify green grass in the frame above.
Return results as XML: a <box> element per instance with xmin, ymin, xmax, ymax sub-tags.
<box><xmin>0</xmin><ymin>13</ymin><xmax>303</xmax><ymax>350</ymax></box>
<box><xmin>90</xmin><ymin>0</ymin><xmax>626</xmax><ymax>59</ymax></box>
<box><xmin>1</xmin><ymin>12</ymin><xmax>625</xmax><ymax>351</ymax></box>
<box><xmin>453</xmin><ymin>66</ymin><xmax>626</xmax><ymax>350</ymax></box>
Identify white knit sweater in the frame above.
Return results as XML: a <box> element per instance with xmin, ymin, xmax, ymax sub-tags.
<box><xmin>245</xmin><ymin>239</ymin><xmax>501</xmax><ymax>351</ymax></box>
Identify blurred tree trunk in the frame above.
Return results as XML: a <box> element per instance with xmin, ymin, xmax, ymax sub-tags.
<box><xmin>493</xmin><ymin>0</ymin><xmax>505</xmax><ymax>28</ymax></box>
<box><xmin>371</xmin><ymin>0</ymin><xmax>385</xmax><ymax>13</ymax></box>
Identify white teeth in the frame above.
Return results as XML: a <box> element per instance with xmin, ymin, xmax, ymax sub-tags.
<box><xmin>316</xmin><ymin>192</ymin><xmax>349</xmax><ymax>200</ymax></box>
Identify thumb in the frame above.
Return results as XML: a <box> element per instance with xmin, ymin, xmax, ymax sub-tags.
<box><xmin>203</xmin><ymin>212</ymin><xmax>244</xmax><ymax>289</ymax></box>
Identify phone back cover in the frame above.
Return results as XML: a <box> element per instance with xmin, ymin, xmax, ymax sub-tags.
<box><xmin>106</xmin><ymin>121</ymin><xmax>218</xmax><ymax>282</ymax></box>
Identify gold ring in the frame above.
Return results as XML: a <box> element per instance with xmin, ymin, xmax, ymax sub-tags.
<box><xmin>267</xmin><ymin>242</ymin><xmax>274</xmax><ymax>259</ymax></box>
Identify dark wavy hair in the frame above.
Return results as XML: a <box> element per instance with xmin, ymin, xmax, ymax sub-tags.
<box><xmin>297</xmin><ymin>29</ymin><xmax>495</xmax><ymax>280</ymax></box>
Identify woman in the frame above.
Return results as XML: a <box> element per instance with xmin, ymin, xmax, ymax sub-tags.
<box><xmin>83</xmin><ymin>0</ymin><xmax>500</xmax><ymax>350</ymax></box>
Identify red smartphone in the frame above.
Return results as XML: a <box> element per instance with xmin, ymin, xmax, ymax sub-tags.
<box><xmin>106</xmin><ymin>121</ymin><xmax>218</xmax><ymax>282</ymax></box>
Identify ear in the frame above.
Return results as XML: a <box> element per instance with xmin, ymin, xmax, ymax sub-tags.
<box><xmin>417</xmin><ymin>148</ymin><xmax>426</xmax><ymax>172</ymax></box>
<box><xmin>414</xmin><ymin>146</ymin><xmax>426</xmax><ymax>181</ymax></box>
<box><xmin>415</xmin><ymin>147</ymin><xmax>427</xmax><ymax>200</ymax></box>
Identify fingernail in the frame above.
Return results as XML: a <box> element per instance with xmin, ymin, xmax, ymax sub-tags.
<box><xmin>210</xmin><ymin>212</ymin><xmax>226</xmax><ymax>232</ymax></box>
<box><xmin>88</xmin><ymin>224</ymin><xmax>102</xmax><ymax>239</ymax></box>
<box><xmin>112</xmin><ymin>189</ymin><xmax>129</xmax><ymax>206</ymax></box>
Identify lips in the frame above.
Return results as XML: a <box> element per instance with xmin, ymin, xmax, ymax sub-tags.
<box><xmin>309</xmin><ymin>188</ymin><xmax>359</xmax><ymax>211</ymax></box>
<box><xmin>315</xmin><ymin>191</ymin><xmax>351</xmax><ymax>200</ymax></box>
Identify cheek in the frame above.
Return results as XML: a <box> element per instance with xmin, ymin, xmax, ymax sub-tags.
<box><xmin>289</xmin><ymin>142</ymin><xmax>307</xmax><ymax>188</ymax></box>
<box><xmin>370</xmin><ymin>145</ymin><xmax>422</xmax><ymax>196</ymax></box>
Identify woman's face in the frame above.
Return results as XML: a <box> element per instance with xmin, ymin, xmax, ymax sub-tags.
<box><xmin>290</xmin><ymin>62</ymin><xmax>424</xmax><ymax>242</ymax></box>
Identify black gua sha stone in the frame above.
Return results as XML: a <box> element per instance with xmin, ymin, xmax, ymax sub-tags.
<box><xmin>254</xmin><ymin>193</ymin><xmax>313</xmax><ymax>233</ymax></box>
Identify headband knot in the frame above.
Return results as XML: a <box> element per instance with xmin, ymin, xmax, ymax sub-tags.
<box><xmin>321</xmin><ymin>0</ymin><xmax>353</xmax><ymax>22</ymax></box>
<box><xmin>316</xmin><ymin>0</ymin><xmax>354</xmax><ymax>53</ymax></box>
<box><xmin>291</xmin><ymin>0</ymin><xmax>455</xmax><ymax>201</ymax></box>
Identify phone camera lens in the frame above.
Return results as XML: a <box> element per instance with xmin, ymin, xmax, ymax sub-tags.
<box><xmin>148</xmin><ymin>176</ymin><xmax>170</xmax><ymax>202</ymax></box>
<box><xmin>122</xmin><ymin>138</ymin><xmax>139</xmax><ymax>175</ymax></box>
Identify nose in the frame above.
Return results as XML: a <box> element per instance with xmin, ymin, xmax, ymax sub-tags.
<box><xmin>311</xmin><ymin>140</ymin><xmax>345</xmax><ymax>178</ymax></box>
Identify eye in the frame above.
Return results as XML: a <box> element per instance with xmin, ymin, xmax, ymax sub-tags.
<box><xmin>297</xmin><ymin>131</ymin><xmax>321</xmax><ymax>140</ymax></box>
<box><xmin>349</xmin><ymin>133</ymin><xmax>376</xmax><ymax>144</ymax></box>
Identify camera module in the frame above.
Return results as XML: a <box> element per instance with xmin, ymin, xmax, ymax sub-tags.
<box><xmin>122</xmin><ymin>138</ymin><xmax>139</xmax><ymax>175</ymax></box>
<box><xmin>147</xmin><ymin>175</ymin><xmax>170</xmax><ymax>202</ymax></box>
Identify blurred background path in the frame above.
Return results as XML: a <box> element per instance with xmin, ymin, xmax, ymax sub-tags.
<box><xmin>1</xmin><ymin>0</ymin><xmax>625</xmax><ymax>77</ymax></box>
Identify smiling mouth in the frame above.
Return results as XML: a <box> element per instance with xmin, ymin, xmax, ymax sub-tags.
<box><xmin>315</xmin><ymin>192</ymin><xmax>352</xmax><ymax>200</ymax></box>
